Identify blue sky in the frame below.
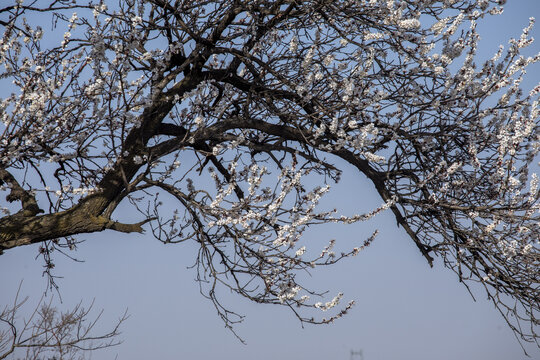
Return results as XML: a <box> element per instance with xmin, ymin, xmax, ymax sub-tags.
<box><xmin>1</xmin><ymin>1</ymin><xmax>539</xmax><ymax>359</ymax></box>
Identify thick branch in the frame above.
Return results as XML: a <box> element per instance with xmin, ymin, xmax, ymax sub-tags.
<box><xmin>0</xmin><ymin>168</ymin><xmax>43</xmax><ymax>217</ymax></box>
<box><xmin>0</xmin><ymin>204</ymin><xmax>151</xmax><ymax>252</ymax></box>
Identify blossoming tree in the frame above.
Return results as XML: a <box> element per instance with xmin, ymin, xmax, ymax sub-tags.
<box><xmin>0</xmin><ymin>0</ymin><xmax>538</xmax><ymax>348</ymax></box>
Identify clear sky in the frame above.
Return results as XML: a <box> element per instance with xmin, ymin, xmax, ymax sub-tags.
<box><xmin>1</xmin><ymin>1</ymin><xmax>539</xmax><ymax>359</ymax></box>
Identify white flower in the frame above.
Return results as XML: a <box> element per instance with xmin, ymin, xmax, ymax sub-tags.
<box><xmin>485</xmin><ymin>221</ymin><xmax>498</xmax><ymax>233</ymax></box>
<box><xmin>289</xmin><ymin>36</ymin><xmax>298</xmax><ymax>52</ymax></box>
<box><xmin>323</xmin><ymin>54</ymin><xmax>335</xmax><ymax>66</ymax></box>
<box><xmin>140</xmin><ymin>51</ymin><xmax>152</xmax><ymax>61</ymax></box>
<box><xmin>362</xmin><ymin>152</ymin><xmax>386</xmax><ymax>163</ymax></box>
<box><xmin>508</xmin><ymin>176</ymin><xmax>520</xmax><ymax>188</ymax></box>
<box><xmin>445</xmin><ymin>161</ymin><xmax>462</xmax><ymax>176</ymax></box>
<box><xmin>295</xmin><ymin>246</ymin><xmax>306</xmax><ymax>257</ymax></box>
<box><xmin>364</xmin><ymin>32</ymin><xmax>384</xmax><ymax>40</ymax></box>
<box><xmin>302</xmin><ymin>47</ymin><xmax>314</xmax><ymax>69</ymax></box>
<box><xmin>431</xmin><ymin>18</ymin><xmax>448</xmax><ymax>35</ymax></box>
<box><xmin>131</xmin><ymin>16</ymin><xmax>143</xmax><ymax>26</ymax></box>
<box><xmin>399</xmin><ymin>19</ymin><xmax>421</xmax><ymax>30</ymax></box>
<box><xmin>194</xmin><ymin>116</ymin><xmax>204</xmax><ymax>127</ymax></box>
<box><xmin>528</xmin><ymin>173</ymin><xmax>538</xmax><ymax>203</ymax></box>
<box><xmin>133</xmin><ymin>155</ymin><xmax>143</xmax><ymax>164</ymax></box>
<box><xmin>315</xmin><ymin>293</ymin><xmax>343</xmax><ymax>311</ymax></box>
<box><xmin>522</xmin><ymin>244</ymin><xmax>532</xmax><ymax>255</ymax></box>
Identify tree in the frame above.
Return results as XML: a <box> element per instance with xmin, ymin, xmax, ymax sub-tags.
<box><xmin>0</xmin><ymin>0</ymin><xmax>538</xmax><ymax>349</ymax></box>
<box><xmin>0</xmin><ymin>284</ymin><xmax>126</xmax><ymax>360</ymax></box>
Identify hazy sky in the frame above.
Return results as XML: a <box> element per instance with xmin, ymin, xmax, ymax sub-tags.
<box><xmin>1</xmin><ymin>1</ymin><xmax>539</xmax><ymax>360</ymax></box>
